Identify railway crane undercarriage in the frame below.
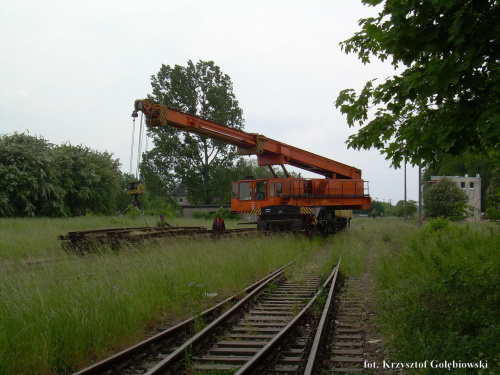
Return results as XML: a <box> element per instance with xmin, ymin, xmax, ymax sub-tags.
<box><xmin>132</xmin><ymin>99</ymin><xmax>371</xmax><ymax>235</ymax></box>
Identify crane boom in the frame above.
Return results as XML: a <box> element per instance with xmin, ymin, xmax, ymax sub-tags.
<box><xmin>132</xmin><ymin>99</ymin><xmax>361</xmax><ymax>179</ymax></box>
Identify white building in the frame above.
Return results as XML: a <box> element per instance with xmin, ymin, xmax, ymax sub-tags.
<box><xmin>430</xmin><ymin>174</ymin><xmax>481</xmax><ymax>220</ymax></box>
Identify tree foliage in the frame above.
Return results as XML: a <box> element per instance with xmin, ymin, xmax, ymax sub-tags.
<box><xmin>115</xmin><ymin>172</ymin><xmax>138</xmax><ymax>213</ymax></box>
<box><xmin>366</xmin><ymin>199</ymin><xmax>395</xmax><ymax>216</ymax></box>
<box><xmin>395</xmin><ymin>199</ymin><xmax>417</xmax><ymax>218</ymax></box>
<box><xmin>144</xmin><ymin>60</ymin><xmax>244</xmax><ymax>205</ymax></box>
<box><xmin>485</xmin><ymin>167</ymin><xmax>500</xmax><ymax>220</ymax></box>
<box><xmin>423</xmin><ymin>151</ymin><xmax>499</xmax><ymax>211</ymax></box>
<box><xmin>424</xmin><ymin>177</ymin><xmax>469</xmax><ymax>219</ymax></box>
<box><xmin>336</xmin><ymin>0</ymin><xmax>500</xmax><ymax>168</ymax></box>
<box><xmin>0</xmin><ymin>133</ymin><xmax>123</xmax><ymax>217</ymax></box>
<box><xmin>0</xmin><ymin>133</ymin><xmax>63</xmax><ymax>217</ymax></box>
<box><xmin>56</xmin><ymin>144</ymin><xmax>122</xmax><ymax>216</ymax></box>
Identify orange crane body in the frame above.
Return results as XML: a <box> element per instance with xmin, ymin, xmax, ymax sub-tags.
<box><xmin>133</xmin><ymin>99</ymin><xmax>371</xmax><ymax>234</ymax></box>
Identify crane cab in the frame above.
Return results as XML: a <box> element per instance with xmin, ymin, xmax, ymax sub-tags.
<box><xmin>231</xmin><ymin>177</ymin><xmax>370</xmax><ymax>233</ymax></box>
<box><xmin>231</xmin><ymin>177</ymin><xmax>305</xmax><ymax>231</ymax></box>
<box><xmin>231</xmin><ymin>178</ymin><xmax>284</xmax><ymax>215</ymax></box>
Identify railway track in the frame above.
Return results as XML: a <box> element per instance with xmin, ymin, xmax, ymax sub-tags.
<box><xmin>73</xmin><ymin>264</ymin><xmax>288</xmax><ymax>375</ymax></box>
<box><xmin>73</xmin><ymin>257</ymin><xmax>347</xmax><ymax>375</ymax></box>
<box><xmin>58</xmin><ymin>226</ymin><xmax>258</xmax><ymax>251</ymax></box>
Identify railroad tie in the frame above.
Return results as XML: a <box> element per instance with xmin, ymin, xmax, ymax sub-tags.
<box><xmin>191</xmin><ymin>277</ymin><xmax>321</xmax><ymax>372</ymax></box>
<box><xmin>329</xmin><ymin>281</ymin><xmax>366</xmax><ymax>374</ymax></box>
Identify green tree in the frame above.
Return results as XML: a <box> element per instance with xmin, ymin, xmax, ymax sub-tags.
<box><xmin>335</xmin><ymin>0</ymin><xmax>500</xmax><ymax>168</ymax></box>
<box><xmin>0</xmin><ymin>133</ymin><xmax>125</xmax><ymax>217</ymax></box>
<box><xmin>115</xmin><ymin>172</ymin><xmax>138</xmax><ymax>213</ymax></box>
<box><xmin>0</xmin><ymin>133</ymin><xmax>64</xmax><ymax>217</ymax></box>
<box><xmin>145</xmin><ymin>60</ymin><xmax>244</xmax><ymax>205</ymax></box>
<box><xmin>486</xmin><ymin>168</ymin><xmax>500</xmax><ymax>220</ymax></box>
<box><xmin>55</xmin><ymin>144</ymin><xmax>122</xmax><ymax>215</ymax></box>
<box><xmin>370</xmin><ymin>200</ymin><xmax>383</xmax><ymax>216</ymax></box>
<box><xmin>394</xmin><ymin>199</ymin><xmax>417</xmax><ymax>218</ymax></box>
<box><xmin>233</xmin><ymin>158</ymin><xmax>272</xmax><ymax>179</ymax></box>
<box><xmin>423</xmin><ymin>151</ymin><xmax>499</xmax><ymax>211</ymax></box>
<box><xmin>423</xmin><ymin>152</ymin><xmax>500</xmax><ymax>211</ymax></box>
<box><xmin>382</xmin><ymin>201</ymin><xmax>396</xmax><ymax>217</ymax></box>
<box><xmin>370</xmin><ymin>199</ymin><xmax>396</xmax><ymax>217</ymax></box>
<box><xmin>140</xmin><ymin>139</ymin><xmax>180</xmax><ymax>202</ymax></box>
<box><xmin>424</xmin><ymin>178</ymin><xmax>469</xmax><ymax>219</ymax></box>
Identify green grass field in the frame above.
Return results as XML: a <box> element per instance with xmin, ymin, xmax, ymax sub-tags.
<box><xmin>0</xmin><ymin>216</ymin><xmax>498</xmax><ymax>374</ymax></box>
<box><xmin>0</xmin><ymin>215</ymin><xmax>342</xmax><ymax>374</ymax></box>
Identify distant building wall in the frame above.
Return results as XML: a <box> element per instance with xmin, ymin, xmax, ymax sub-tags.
<box><xmin>430</xmin><ymin>175</ymin><xmax>481</xmax><ymax>220</ymax></box>
<box><xmin>176</xmin><ymin>195</ymin><xmax>189</xmax><ymax>206</ymax></box>
<box><xmin>173</xmin><ymin>185</ymin><xmax>189</xmax><ymax>206</ymax></box>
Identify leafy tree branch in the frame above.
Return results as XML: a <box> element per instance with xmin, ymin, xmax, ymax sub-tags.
<box><xmin>336</xmin><ymin>0</ymin><xmax>500</xmax><ymax>168</ymax></box>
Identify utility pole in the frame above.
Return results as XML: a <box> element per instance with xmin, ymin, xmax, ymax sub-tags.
<box><xmin>404</xmin><ymin>157</ymin><xmax>407</xmax><ymax>222</ymax></box>
<box><xmin>418</xmin><ymin>163</ymin><xmax>423</xmax><ymax>227</ymax></box>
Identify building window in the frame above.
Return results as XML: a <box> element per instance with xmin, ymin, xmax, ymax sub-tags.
<box><xmin>470</xmin><ymin>182</ymin><xmax>475</xmax><ymax>189</ymax></box>
<box><xmin>460</xmin><ymin>182</ymin><xmax>466</xmax><ymax>189</ymax></box>
<box><xmin>178</xmin><ymin>198</ymin><xmax>184</xmax><ymax>203</ymax></box>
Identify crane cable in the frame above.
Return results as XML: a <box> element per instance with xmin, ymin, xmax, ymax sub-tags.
<box><xmin>129</xmin><ymin>116</ymin><xmax>136</xmax><ymax>176</ymax></box>
<box><xmin>129</xmin><ymin>113</ymin><xmax>150</xmax><ymax>227</ymax></box>
<box><xmin>129</xmin><ymin>112</ymin><xmax>149</xmax><ymax>179</ymax></box>
<box><xmin>135</xmin><ymin>114</ymin><xmax>143</xmax><ymax>180</ymax></box>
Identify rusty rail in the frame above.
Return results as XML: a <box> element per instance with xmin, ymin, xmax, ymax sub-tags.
<box><xmin>73</xmin><ymin>263</ymin><xmax>290</xmax><ymax>375</ymax></box>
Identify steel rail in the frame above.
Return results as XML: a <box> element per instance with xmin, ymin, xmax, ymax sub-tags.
<box><xmin>304</xmin><ymin>254</ymin><xmax>342</xmax><ymax>375</ymax></box>
<box><xmin>73</xmin><ymin>263</ymin><xmax>290</xmax><ymax>375</ymax></box>
<box><xmin>234</xmin><ymin>258</ymin><xmax>341</xmax><ymax>374</ymax></box>
<box><xmin>144</xmin><ymin>269</ymin><xmax>286</xmax><ymax>374</ymax></box>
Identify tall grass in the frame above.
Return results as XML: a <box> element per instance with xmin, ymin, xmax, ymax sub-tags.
<box><xmin>0</xmin><ymin>216</ymin><xmax>340</xmax><ymax>374</ymax></box>
<box><xmin>336</xmin><ymin>219</ymin><xmax>374</xmax><ymax>277</ymax></box>
<box><xmin>372</xmin><ymin>219</ymin><xmax>500</xmax><ymax>372</ymax></box>
<box><xmin>5</xmin><ymin>216</ymin><xmax>495</xmax><ymax>374</ymax></box>
<box><xmin>0</xmin><ymin>215</ymin><xmax>244</xmax><ymax>260</ymax></box>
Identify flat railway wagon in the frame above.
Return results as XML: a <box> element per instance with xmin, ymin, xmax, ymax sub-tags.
<box><xmin>132</xmin><ymin>99</ymin><xmax>370</xmax><ymax>235</ymax></box>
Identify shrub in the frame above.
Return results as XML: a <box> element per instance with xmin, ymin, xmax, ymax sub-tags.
<box><xmin>192</xmin><ymin>211</ymin><xmax>212</xmax><ymax>220</ymax></box>
<box><xmin>214</xmin><ymin>207</ymin><xmax>239</xmax><ymax>220</ymax></box>
<box><xmin>374</xmin><ymin>221</ymin><xmax>500</xmax><ymax>365</ymax></box>
<box><xmin>193</xmin><ymin>208</ymin><xmax>239</xmax><ymax>221</ymax></box>
<box><xmin>428</xmin><ymin>217</ymin><xmax>450</xmax><ymax>232</ymax></box>
<box><xmin>424</xmin><ymin>177</ymin><xmax>469</xmax><ymax>220</ymax></box>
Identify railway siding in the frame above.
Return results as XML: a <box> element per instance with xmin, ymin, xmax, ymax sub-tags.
<box><xmin>58</xmin><ymin>226</ymin><xmax>258</xmax><ymax>251</ymax></box>
<box><xmin>321</xmin><ymin>271</ymin><xmax>394</xmax><ymax>374</ymax></box>
<box><xmin>72</xmin><ymin>259</ymin><xmax>346</xmax><ymax>375</ymax></box>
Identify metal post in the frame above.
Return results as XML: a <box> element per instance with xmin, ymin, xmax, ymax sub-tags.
<box><xmin>418</xmin><ymin>163</ymin><xmax>423</xmax><ymax>227</ymax></box>
<box><xmin>404</xmin><ymin>157</ymin><xmax>407</xmax><ymax>222</ymax></box>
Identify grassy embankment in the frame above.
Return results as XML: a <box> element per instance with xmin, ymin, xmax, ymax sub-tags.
<box><xmin>0</xmin><ymin>216</ymin><xmax>341</xmax><ymax>374</ymax></box>
<box><xmin>345</xmin><ymin>217</ymin><xmax>499</xmax><ymax>373</ymax></box>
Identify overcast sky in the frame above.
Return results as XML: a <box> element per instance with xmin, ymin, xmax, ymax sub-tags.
<box><xmin>0</xmin><ymin>0</ymin><xmax>420</xmax><ymax>205</ymax></box>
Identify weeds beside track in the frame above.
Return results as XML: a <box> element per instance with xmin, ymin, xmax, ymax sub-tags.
<box><xmin>0</xmin><ymin>216</ymin><xmax>340</xmax><ymax>375</ymax></box>
<box><xmin>1</xmin><ymin>216</ymin><xmax>497</xmax><ymax>374</ymax></box>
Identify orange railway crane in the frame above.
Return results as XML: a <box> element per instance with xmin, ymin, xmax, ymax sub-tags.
<box><xmin>132</xmin><ymin>99</ymin><xmax>371</xmax><ymax>235</ymax></box>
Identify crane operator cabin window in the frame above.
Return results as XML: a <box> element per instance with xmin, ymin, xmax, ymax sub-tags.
<box><xmin>239</xmin><ymin>182</ymin><xmax>252</xmax><ymax>201</ymax></box>
<box><xmin>254</xmin><ymin>181</ymin><xmax>267</xmax><ymax>200</ymax></box>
